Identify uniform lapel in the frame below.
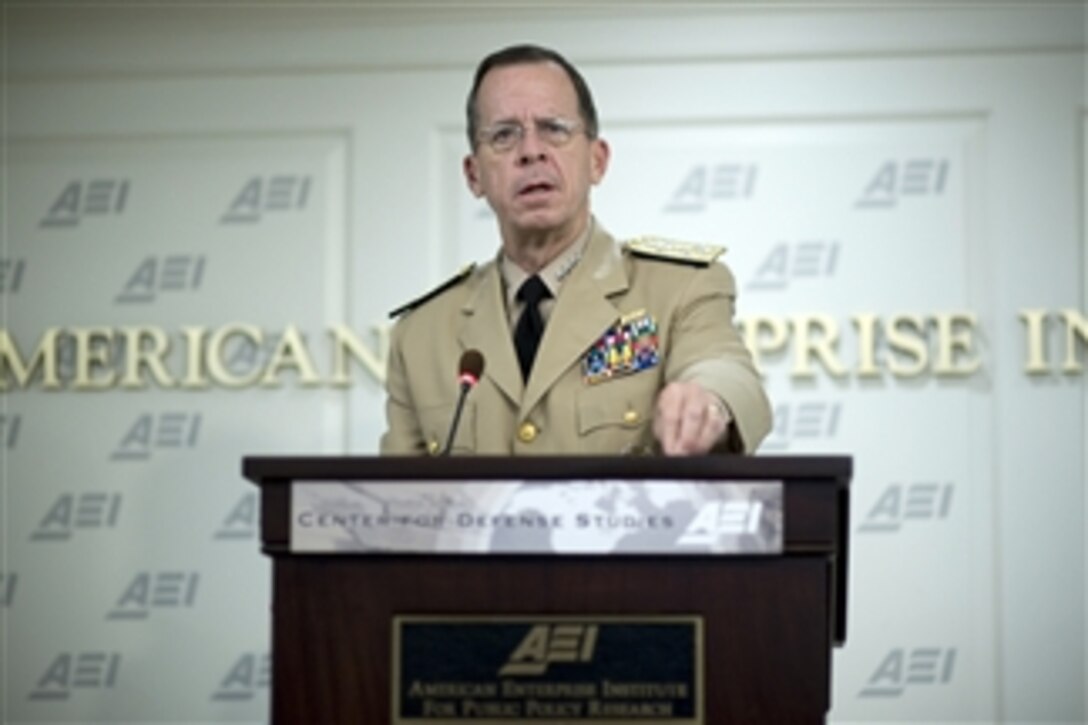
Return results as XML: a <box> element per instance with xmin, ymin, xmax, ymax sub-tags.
<box><xmin>458</xmin><ymin>262</ymin><xmax>523</xmax><ymax>405</ymax></box>
<box><xmin>521</xmin><ymin>226</ymin><xmax>629</xmax><ymax>415</ymax></box>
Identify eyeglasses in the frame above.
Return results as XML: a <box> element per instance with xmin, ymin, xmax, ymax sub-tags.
<box><xmin>476</xmin><ymin>117</ymin><xmax>584</xmax><ymax>153</ymax></box>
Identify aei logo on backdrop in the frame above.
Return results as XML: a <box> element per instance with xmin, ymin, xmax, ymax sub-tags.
<box><xmin>220</xmin><ymin>175</ymin><xmax>311</xmax><ymax>223</ymax></box>
<box><xmin>747</xmin><ymin>241</ymin><xmax>839</xmax><ymax>291</ymax></box>
<box><xmin>115</xmin><ymin>255</ymin><xmax>206</xmax><ymax>304</ymax></box>
<box><xmin>858</xmin><ymin>483</ymin><xmax>954</xmax><ymax>533</ymax></box>
<box><xmin>0</xmin><ymin>413</ymin><xmax>21</xmax><ymax>449</ymax></box>
<box><xmin>663</xmin><ymin>163</ymin><xmax>757</xmax><ymax>212</ymax></box>
<box><xmin>218</xmin><ymin>333</ymin><xmax>281</xmax><ymax>379</ymax></box>
<box><xmin>855</xmin><ymin>159</ymin><xmax>948</xmax><ymax>208</ymax></box>
<box><xmin>107</xmin><ymin>571</ymin><xmax>199</xmax><ymax>620</ymax></box>
<box><xmin>0</xmin><ymin>572</ymin><xmax>16</xmax><ymax>607</ymax></box>
<box><xmin>39</xmin><ymin>180</ymin><xmax>129</xmax><ymax>228</ymax></box>
<box><xmin>1</xmin><ymin>258</ymin><xmax>26</xmax><ymax>292</ymax></box>
<box><xmin>214</xmin><ymin>492</ymin><xmax>257</xmax><ymax>541</ymax></box>
<box><xmin>761</xmin><ymin>401</ymin><xmax>841</xmax><ymax>451</ymax></box>
<box><xmin>859</xmin><ymin>648</ymin><xmax>957</xmax><ymax>698</ymax></box>
<box><xmin>29</xmin><ymin>652</ymin><xmax>122</xmax><ymax>701</ymax></box>
<box><xmin>31</xmin><ymin>492</ymin><xmax>122</xmax><ymax>541</ymax></box>
<box><xmin>111</xmin><ymin>412</ymin><xmax>202</xmax><ymax>461</ymax></box>
<box><xmin>211</xmin><ymin>652</ymin><xmax>270</xmax><ymax>702</ymax></box>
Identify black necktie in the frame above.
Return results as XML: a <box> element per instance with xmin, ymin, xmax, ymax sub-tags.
<box><xmin>514</xmin><ymin>275</ymin><xmax>551</xmax><ymax>381</ymax></box>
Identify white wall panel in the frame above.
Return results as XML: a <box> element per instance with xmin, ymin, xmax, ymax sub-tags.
<box><xmin>3</xmin><ymin>131</ymin><xmax>349</xmax><ymax>721</ymax></box>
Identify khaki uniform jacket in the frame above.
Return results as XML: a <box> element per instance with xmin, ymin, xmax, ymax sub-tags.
<box><xmin>380</xmin><ymin>226</ymin><xmax>771</xmax><ymax>455</ymax></box>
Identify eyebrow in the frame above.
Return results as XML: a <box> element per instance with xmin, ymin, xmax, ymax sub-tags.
<box><xmin>485</xmin><ymin>114</ymin><xmax>571</xmax><ymax>126</ymax></box>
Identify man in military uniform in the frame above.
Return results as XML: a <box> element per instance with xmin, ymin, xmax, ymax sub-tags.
<box><xmin>381</xmin><ymin>44</ymin><xmax>770</xmax><ymax>456</ymax></box>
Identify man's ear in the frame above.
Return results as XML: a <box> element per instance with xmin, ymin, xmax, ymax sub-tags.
<box><xmin>463</xmin><ymin>154</ymin><xmax>484</xmax><ymax>197</ymax></box>
<box><xmin>590</xmin><ymin>138</ymin><xmax>611</xmax><ymax>185</ymax></box>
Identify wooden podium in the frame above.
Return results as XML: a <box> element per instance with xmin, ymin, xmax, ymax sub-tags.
<box><xmin>244</xmin><ymin>455</ymin><xmax>851</xmax><ymax>724</ymax></box>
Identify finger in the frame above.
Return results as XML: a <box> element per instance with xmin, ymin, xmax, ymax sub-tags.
<box><xmin>652</xmin><ymin>383</ymin><xmax>696</xmax><ymax>452</ymax></box>
<box><xmin>653</xmin><ymin>384</ymin><xmax>684</xmax><ymax>454</ymax></box>
<box><xmin>694</xmin><ymin>400</ymin><xmax>731</xmax><ymax>453</ymax></box>
<box><xmin>678</xmin><ymin>393</ymin><xmax>734</xmax><ymax>455</ymax></box>
<box><xmin>673</xmin><ymin>394</ymin><xmax>708</xmax><ymax>455</ymax></box>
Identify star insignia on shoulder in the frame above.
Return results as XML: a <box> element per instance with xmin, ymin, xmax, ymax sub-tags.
<box><xmin>388</xmin><ymin>263</ymin><xmax>475</xmax><ymax>318</ymax></box>
<box><xmin>625</xmin><ymin>236</ymin><xmax>726</xmax><ymax>266</ymax></box>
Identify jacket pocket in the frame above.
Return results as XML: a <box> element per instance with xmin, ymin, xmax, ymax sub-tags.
<box><xmin>576</xmin><ymin>374</ymin><xmax>657</xmax><ymax>453</ymax></box>
<box><xmin>418</xmin><ymin>401</ymin><xmax>475</xmax><ymax>455</ymax></box>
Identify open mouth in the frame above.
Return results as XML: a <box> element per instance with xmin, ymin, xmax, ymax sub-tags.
<box><xmin>518</xmin><ymin>181</ymin><xmax>555</xmax><ymax>197</ymax></box>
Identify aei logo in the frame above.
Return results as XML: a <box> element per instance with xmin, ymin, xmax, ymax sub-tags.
<box><xmin>859</xmin><ymin>648</ymin><xmax>956</xmax><ymax>697</ymax></box>
<box><xmin>115</xmin><ymin>255</ymin><xmax>206</xmax><ymax>304</ymax></box>
<box><xmin>761</xmin><ymin>401</ymin><xmax>842</xmax><ymax>451</ymax></box>
<box><xmin>498</xmin><ymin>625</ymin><xmax>598</xmax><ymax>677</ymax></box>
<box><xmin>664</xmin><ymin>163</ymin><xmax>757</xmax><ymax>212</ymax></box>
<box><xmin>747</xmin><ymin>241</ymin><xmax>840</xmax><ymax>291</ymax></box>
<box><xmin>211</xmin><ymin>653</ymin><xmax>270</xmax><ymax>701</ymax></box>
<box><xmin>111</xmin><ymin>412</ymin><xmax>202</xmax><ymax>461</ymax></box>
<box><xmin>214</xmin><ymin>492</ymin><xmax>257</xmax><ymax>540</ymax></box>
<box><xmin>31</xmin><ymin>492</ymin><xmax>122</xmax><ymax>541</ymax></box>
<box><xmin>39</xmin><ymin>180</ymin><xmax>130</xmax><ymax>228</ymax></box>
<box><xmin>855</xmin><ymin>159</ymin><xmax>949</xmax><ymax>209</ymax></box>
<box><xmin>676</xmin><ymin>500</ymin><xmax>764</xmax><ymax>547</ymax></box>
<box><xmin>219</xmin><ymin>332</ymin><xmax>281</xmax><ymax>379</ymax></box>
<box><xmin>29</xmin><ymin>652</ymin><xmax>121</xmax><ymax>700</ymax></box>
<box><xmin>107</xmin><ymin>571</ymin><xmax>199</xmax><ymax>620</ymax></box>
<box><xmin>221</xmin><ymin>175</ymin><xmax>311</xmax><ymax>223</ymax></box>
<box><xmin>858</xmin><ymin>483</ymin><xmax>954</xmax><ymax>533</ymax></box>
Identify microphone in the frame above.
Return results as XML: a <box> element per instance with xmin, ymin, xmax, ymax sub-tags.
<box><xmin>442</xmin><ymin>349</ymin><xmax>485</xmax><ymax>455</ymax></box>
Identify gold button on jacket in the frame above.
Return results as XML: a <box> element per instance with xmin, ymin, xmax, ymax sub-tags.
<box><xmin>381</xmin><ymin>225</ymin><xmax>771</xmax><ymax>456</ymax></box>
<box><xmin>517</xmin><ymin>422</ymin><xmax>538</xmax><ymax>443</ymax></box>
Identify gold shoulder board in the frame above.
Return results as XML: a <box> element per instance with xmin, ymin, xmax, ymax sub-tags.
<box><xmin>387</xmin><ymin>263</ymin><xmax>475</xmax><ymax>318</ymax></box>
<box><xmin>625</xmin><ymin>236</ymin><xmax>726</xmax><ymax>266</ymax></box>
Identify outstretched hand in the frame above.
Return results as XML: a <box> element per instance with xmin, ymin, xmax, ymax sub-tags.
<box><xmin>652</xmin><ymin>381</ymin><xmax>732</xmax><ymax>456</ymax></box>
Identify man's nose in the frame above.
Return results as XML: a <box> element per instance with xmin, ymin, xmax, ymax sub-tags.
<box><xmin>515</xmin><ymin>127</ymin><xmax>548</xmax><ymax>165</ymax></box>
